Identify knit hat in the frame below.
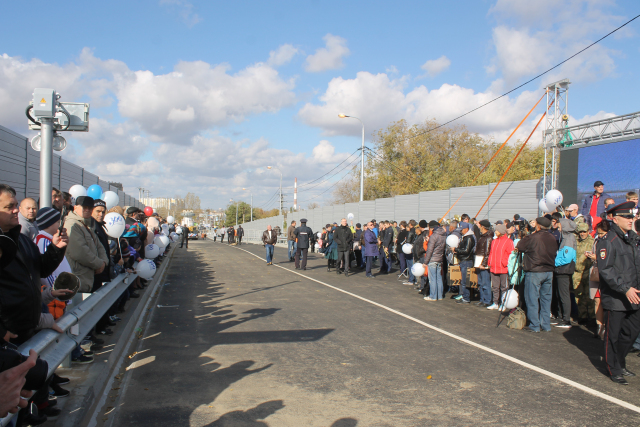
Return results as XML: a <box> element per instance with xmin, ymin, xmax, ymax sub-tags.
<box><xmin>536</xmin><ymin>216</ymin><xmax>552</xmax><ymax>228</ymax></box>
<box><xmin>495</xmin><ymin>224</ymin><xmax>507</xmax><ymax>235</ymax></box>
<box><xmin>428</xmin><ymin>220</ymin><xmax>440</xmax><ymax>228</ymax></box>
<box><xmin>94</xmin><ymin>199</ymin><xmax>107</xmax><ymax>209</ymax></box>
<box><xmin>418</xmin><ymin>220</ymin><xmax>428</xmax><ymax>228</ymax></box>
<box><xmin>479</xmin><ymin>219</ymin><xmax>491</xmax><ymax>228</ymax></box>
<box><xmin>36</xmin><ymin>207</ymin><xmax>61</xmax><ymax>230</ymax></box>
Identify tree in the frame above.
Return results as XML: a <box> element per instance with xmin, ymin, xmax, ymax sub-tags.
<box><xmin>332</xmin><ymin>119</ymin><xmax>545</xmax><ymax>203</ymax></box>
<box><xmin>184</xmin><ymin>193</ymin><xmax>201</xmax><ymax>210</ymax></box>
<box><xmin>307</xmin><ymin>202</ymin><xmax>320</xmax><ymax>210</ymax></box>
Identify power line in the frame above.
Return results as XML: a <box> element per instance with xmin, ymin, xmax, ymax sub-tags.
<box><xmin>299</xmin><ymin>155</ymin><xmax>362</xmax><ymax>193</ymax></box>
<box><xmin>404</xmin><ymin>14</ymin><xmax>640</xmax><ymax>141</ymax></box>
<box><xmin>364</xmin><ymin>148</ymin><xmax>425</xmax><ymax>190</ymax></box>
<box><xmin>297</xmin><ymin>162</ymin><xmax>360</xmax><ymax>204</ymax></box>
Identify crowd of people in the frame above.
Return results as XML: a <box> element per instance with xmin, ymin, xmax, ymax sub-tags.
<box><xmin>0</xmin><ymin>184</ymin><xmax>180</xmax><ymax>425</ymax></box>
<box><xmin>261</xmin><ymin>181</ymin><xmax>639</xmax><ymax>386</ymax></box>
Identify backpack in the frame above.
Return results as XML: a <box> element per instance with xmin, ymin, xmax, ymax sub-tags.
<box><xmin>506</xmin><ymin>308</ymin><xmax>526</xmax><ymax>330</ymax></box>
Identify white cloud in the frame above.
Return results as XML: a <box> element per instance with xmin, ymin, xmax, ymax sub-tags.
<box><xmin>298</xmin><ymin>71</ymin><xmax>542</xmax><ymax>140</ymax></box>
<box><xmin>0</xmin><ymin>50</ymin><xmax>297</xmax><ymax>142</ymax></box>
<box><xmin>420</xmin><ymin>56</ymin><xmax>451</xmax><ymax>78</ymax></box>
<box><xmin>159</xmin><ymin>0</ymin><xmax>202</xmax><ymax>27</ymax></box>
<box><xmin>267</xmin><ymin>44</ymin><xmax>300</xmax><ymax>67</ymax></box>
<box><xmin>487</xmin><ymin>0</ymin><xmax>628</xmax><ymax>85</ymax></box>
<box><xmin>304</xmin><ymin>34</ymin><xmax>350</xmax><ymax>73</ymax></box>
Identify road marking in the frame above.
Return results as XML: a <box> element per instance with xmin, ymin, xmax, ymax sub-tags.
<box><xmin>230</xmin><ymin>243</ymin><xmax>640</xmax><ymax>415</ymax></box>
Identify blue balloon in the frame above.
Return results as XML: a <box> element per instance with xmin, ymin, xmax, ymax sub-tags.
<box><xmin>87</xmin><ymin>184</ymin><xmax>103</xmax><ymax>200</ymax></box>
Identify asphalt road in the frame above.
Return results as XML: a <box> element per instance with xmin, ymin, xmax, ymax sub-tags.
<box><xmin>112</xmin><ymin>239</ymin><xmax>640</xmax><ymax>426</ymax></box>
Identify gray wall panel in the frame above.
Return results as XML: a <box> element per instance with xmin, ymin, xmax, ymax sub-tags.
<box><xmin>394</xmin><ymin>194</ymin><xmax>420</xmax><ymax>222</ymax></box>
<box><xmin>419</xmin><ymin>190</ymin><xmax>449</xmax><ymax>221</ymax></box>
<box><xmin>358</xmin><ymin>201</ymin><xmax>375</xmax><ymax>224</ymax></box>
<box><xmin>375</xmin><ymin>198</ymin><xmax>395</xmax><ymax>222</ymax></box>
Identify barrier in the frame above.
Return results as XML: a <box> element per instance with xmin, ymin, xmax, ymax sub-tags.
<box><xmin>0</xmin><ymin>243</ymin><xmax>176</xmax><ymax>426</ymax></box>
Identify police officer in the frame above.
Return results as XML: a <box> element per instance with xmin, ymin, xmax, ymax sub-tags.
<box><xmin>294</xmin><ymin>218</ymin><xmax>314</xmax><ymax>270</ymax></box>
<box><xmin>180</xmin><ymin>225</ymin><xmax>188</xmax><ymax>249</ymax></box>
<box><xmin>596</xmin><ymin>201</ymin><xmax>640</xmax><ymax>385</ymax></box>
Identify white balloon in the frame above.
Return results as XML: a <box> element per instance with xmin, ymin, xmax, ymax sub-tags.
<box><xmin>170</xmin><ymin>232</ymin><xmax>180</xmax><ymax>243</ymax></box>
<box><xmin>69</xmin><ymin>185</ymin><xmax>86</xmax><ymax>202</ymax></box>
<box><xmin>500</xmin><ymin>289</ymin><xmax>519</xmax><ymax>310</ymax></box>
<box><xmin>161</xmin><ymin>224</ymin><xmax>169</xmax><ymax>231</ymax></box>
<box><xmin>145</xmin><ymin>244</ymin><xmax>160</xmax><ymax>259</ymax></box>
<box><xmin>155</xmin><ymin>235</ymin><xmax>170</xmax><ymax>249</ymax></box>
<box><xmin>539</xmin><ymin>199</ymin><xmax>550</xmax><ymax>213</ymax></box>
<box><xmin>104</xmin><ymin>213</ymin><xmax>126</xmax><ymax>238</ymax></box>
<box><xmin>136</xmin><ymin>259</ymin><xmax>157</xmax><ymax>280</ymax></box>
<box><xmin>102</xmin><ymin>191</ymin><xmax>120</xmax><ymax>210</ymax></box>
<box><xmin>317</xmin><ymin>232</ymin><xmax>322</xmax><ymax>238</ymax></box>
<box><xmin>147</xmin><ymin>217</ymin><xmax>159</xmax><ymax>229</ymax></box>
<box><xmin>545</xmin><ymin>189</ymin><xmax>563</xmax><ymax>209</ymax></box>
<box><xmin>411</xmin><ymin>263</ymin><xmax>426</xmax><ymax>277</ymax></box>
<box><xmin>167</xmin><ymin>216</ymin><xmax>175</xmax><ymax>223</ymax></box>
<box><xmin>446</xmin><ymin>234</ymin><xmax>460</xmax><ymax>248</ymax></box>
<box><xmin>347</xmin><ymin>213</ymin><xmax>354</xmax><ymax>220</ymax></box>
<box><xmin>152</xmin><ymin>208</ymin><xmax>157</xmax><ymax>214</ymax></box>
<box><xmin>402</xmin><ymin>243</ymin><xmax>413</xmax><ymax>254</ymax></box>
<box><xmin>176</xmin><ymin>226</ymin><xmax>183</xmax><ymax>234</ymax></box>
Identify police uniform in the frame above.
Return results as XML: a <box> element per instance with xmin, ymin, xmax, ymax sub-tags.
<box><xmin>596</xmin><ymin>201</ymin><xmax>640</xmax><ymax>384</ymax></box>
<box><xmin>293</xmin><ymin>219</ymin><xmax>314</xmax><ymax>270</ymax></box>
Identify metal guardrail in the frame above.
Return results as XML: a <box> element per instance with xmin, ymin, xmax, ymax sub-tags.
<box><xmin>0</xmin><ymin>271</ymin><xmax>139</xmax><ymax>426</ymax></box>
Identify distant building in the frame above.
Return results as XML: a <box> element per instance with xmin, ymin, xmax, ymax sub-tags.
<box><xmin>141</xmin><ymin>197</ymin><xmax>182</xmax><ymax>210</ymax></box>
<box><xmin>181</xmin><ymin>217</ymin><xmax>194</xmax><ymax>228</ymax></box>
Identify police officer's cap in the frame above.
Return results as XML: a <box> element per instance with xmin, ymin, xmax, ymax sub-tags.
<box><xmin>606</xmin><ymin>201</ymin><xmax>635</xmax><ymax>217</ymax></box>
<box><xmin>300</xmin><ymin>218</ymin><xmax>307</xmax><ymax>223</ymax></box>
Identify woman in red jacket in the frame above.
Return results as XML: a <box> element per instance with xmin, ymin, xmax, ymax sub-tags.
<box><xmin>487</xmin><ymin>223</ymin><xmax>514</xmax><ymax>310</ymax></box>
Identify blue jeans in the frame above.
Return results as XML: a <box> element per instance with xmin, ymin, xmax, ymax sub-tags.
<box><xmin>265</xmin><ymin>244</ymin><xmax>274</xmax><ymax>263</ymax></box>
<box><xmin>398</xmin><ymin>252</ymin><xmax>407</xmax><ymax>276</ymax></box>
<box><xmin>459</xmin><ymin>260</ymin><xmax>474</xmax><ymax>301</ymax></box>
<box><xmin>428</xmin><ymin>262</ymin><xmax>443</xmax><ymax>300</ymax></box>
<box><xmin>407</xmin><ymin>258</ymin><xmax>415</xmax><ymax>283</ymax></box>
<box><xmin>524</xmin><ymin>271</ymin><xmax>553</xmax><ymax>331</ymax></box>
<box><xmin>287</xmin><ymin>240</ymin><xmax>296</xmax><ymax>259</ymax></box>
<box><xmin>477</xmin><ymin>269</ymin><xmax>492</xmax><ymax>304</ymax></box>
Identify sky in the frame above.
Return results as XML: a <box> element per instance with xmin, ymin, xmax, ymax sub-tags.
<box><xmin>0</xmin><ymin>0</ymin><xmax>638</xmax><ymax>210</ymax></box>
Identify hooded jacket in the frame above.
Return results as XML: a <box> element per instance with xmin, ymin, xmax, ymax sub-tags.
<box><xmin>574</xmin><ymin>223</ymin><xmax>595</xmax><ymax>275</ymax></box>
<box><xmin>424</xmin><ymin>226</ymin><xmax>446</xmax><ymax>264</ymax></box>
<box><xmin>64</xmin><ymin>210</ymin><xmax>109</xmax><ymax>293</ymax></box>
<box><xmin>487</xmin><ymin>234</ymin><xmax>514</xmax><ymax>274</ymax></box>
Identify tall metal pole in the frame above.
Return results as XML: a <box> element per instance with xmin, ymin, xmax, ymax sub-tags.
<box><xmin>250</xmin><ymin>193</ymin><xmax>253</xmax><ymax>221</ymax></box>
<box><xmin>236</xmin><ymin>201</ymin><xmax>238</xmax><ymax>226</ymax></box>
<box><xmin>39</xmin><ymin>118</ymin><xmax>54</xmax><ymax>207</ymax></box>
<box><xmin>360</xmin><ymin>121</ymin><xmax>364</xmax><ymax>202</ymax></box>
<box><xmin>279</xmin><ymin>172</ymin><xmax>282</xmax><ymax>215</ymax></box>
<box><xmin>338</xmin><ymin>114</ymin><xmax>365</xmax><ymax>201</ymax></box>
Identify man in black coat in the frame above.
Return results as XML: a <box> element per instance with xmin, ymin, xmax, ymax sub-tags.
<box><xmin>0</xmin><ymin>184</ymin><xmax>68</xmax><ymax>344</ymax></box>
<box><xmin>293</xmin><ymin>219</ymin><xmax>314</xmax><ymax>270</ymax></box>
<box><xmin>334</xmin><ymin>218</ymin><xmax>354</xmax><ymax>276</ymax></box>
<box><xmin>596</xmin><ymin>201</ymin><xmax>640</xmax><ymax>385</ymax></box>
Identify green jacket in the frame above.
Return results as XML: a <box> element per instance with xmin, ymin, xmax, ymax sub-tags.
<box><xmin>575</xmin><ymin>233</ymin><xmax>595</xmax><ymax>274</ymax></box>
<box><xmin>64</xmin><ymin>211</ymin><xmax>109</xmax><ymax>292</ymax></box>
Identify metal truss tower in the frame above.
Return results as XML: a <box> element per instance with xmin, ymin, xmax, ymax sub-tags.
<box><xmin>542</xmin><ymin>78</ymin><xmax>570</xmax><ymax>200</ymax></box>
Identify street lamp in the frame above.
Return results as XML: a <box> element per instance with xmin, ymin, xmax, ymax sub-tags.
<box><xmin>267</xmin><ymin>166</ymin><xmax>283</xmax><ymax>215</ymax></box>
<box><xmin>338</xmin><ymin>113</ymin><xmax>365</xmax><ymax>202</ymax></box>
<box><xmin>242</xmin><ymin>188</ymin><xmax>253</xmax><ymax>222</ymax></box>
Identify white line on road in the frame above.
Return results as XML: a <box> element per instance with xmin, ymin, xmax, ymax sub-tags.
<box><xmin>232</xmin><ymin>243</ymin><xmax>640</xmax><ymax>415</ymax></box>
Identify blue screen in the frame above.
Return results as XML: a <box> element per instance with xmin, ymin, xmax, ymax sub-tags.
<box><xmin>577</xmin><ymin>137</ymin><xmax>640</xmax><ymax>207</ymax></box>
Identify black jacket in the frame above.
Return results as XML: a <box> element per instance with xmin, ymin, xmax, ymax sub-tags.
<box><xmin>293</xmin><ymin>225</ymin><xmax>314</xmax><ymax>249</ymax></box>
<box><xmin>0</xmin><ymin>225</ymin><xmax>65</xmax><ymax>340</ymax></box>
<box><xmin>456</xmin><ymin>232</ymin><xmax>476</xmax><ymax>262</ymax></box>
<box><xmin>396</xmin><ymin>229</ymin><xmax>409</xmax><ymax>254</ymax></box>
<box><xmin>475</xmin><ymin>230</ymin><xmax>494</xmax><ymax>268</ymax></box>
<box><xmin>380</xmin><ymin>227</ymin><xmax>393</xmax><ymax>248</ymax></box>
<box><xmin>334</xmin><ymin>226</ymin><xmax>353</xmax><ymax>251</ymax></box>
<box><xmin>93</xmin><ymin>220</ymin><xmax>111</xmax><ymax>287</ymax></box>
<box><xmin>413</xmin><ymin>230</ymin><xmax>428</xmax><ymax>262</ymax></box>
<box><xmin>596</xmin><ymin>223</ymin><xmax>640</xmax><ymax>311</ymax></box>
<box><xmin>516</xmin><ymin>229</ymin><xmax>557</xmax><ymax>273</ymax></box>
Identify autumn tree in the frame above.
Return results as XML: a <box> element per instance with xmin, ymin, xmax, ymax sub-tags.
<box><xmin>333</xmin><ymin>119</ymin><xmax>544</xmax><ymax>203</ymax></box>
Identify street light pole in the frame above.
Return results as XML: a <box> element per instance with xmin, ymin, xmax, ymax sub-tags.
<box><xmin>267</xmin><ymin>166</ymin><xmax>283</xmax><ymax>215</ymax></box>
<box><xmin>338</xmin><ymin>114</ymin><xmax>365</xmax><ymax>202</ymax></box>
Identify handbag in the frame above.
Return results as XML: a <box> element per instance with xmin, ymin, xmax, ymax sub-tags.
<box><xmin>506</xmin><ymin>307</ymin><xmax>527</xmax><ymax>330</ymax></box>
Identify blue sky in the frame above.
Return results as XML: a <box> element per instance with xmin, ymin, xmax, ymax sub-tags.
<box><xmin>1</xmin><ymin>0</ymin><xmax>638</xmax><ymax>209</ymax></box>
